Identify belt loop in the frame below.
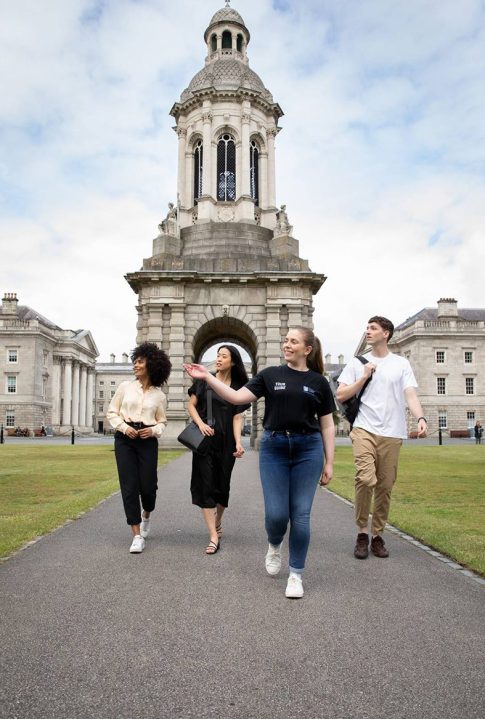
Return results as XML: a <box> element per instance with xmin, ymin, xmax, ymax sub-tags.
<box><xmin>271</xmin><ymin>431</ymin><xmax>276</xmax><ymax>437</ymax></box>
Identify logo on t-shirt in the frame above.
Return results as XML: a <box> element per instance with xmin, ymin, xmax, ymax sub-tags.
<box><xmin>274</xmin><ymin>382</ymin><xmax>286</xmax><ymax>391</ymax></box>
<box><xmin>303</xmin><ymin>386</ymin><xmax>316</xmax><ymax>396</ymax></box>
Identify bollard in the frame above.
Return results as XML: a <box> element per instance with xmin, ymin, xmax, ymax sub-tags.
<box><xmin>71</xmin><ymin>427</ymin><xmax>75</xmax><ymax>445</ymax></box>
<box><xmin>438</xmin><ymin>428</ymin><xmax>442</xmax><ymax>446</ymax></box>
<box><xmin>0</xmin><ymin>423</ymin><xmax>3</xmax><ymax>444</ymax></box>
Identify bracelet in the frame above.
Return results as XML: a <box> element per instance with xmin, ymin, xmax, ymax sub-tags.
<box><xmin>417</xmin><ymin>416</ymin><xmax>427</xmax><ymax>424</ymax></box>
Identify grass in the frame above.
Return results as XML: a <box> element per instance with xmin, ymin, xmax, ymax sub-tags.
<box><xmin>0</xmin><ymin>445</ymin><xmax>182</xmax><ymax>559</ymax></box>
<box><xmin>329</xmin><ymin>445</ymin><xmax>485</xmax><ymax>576</ymax></box>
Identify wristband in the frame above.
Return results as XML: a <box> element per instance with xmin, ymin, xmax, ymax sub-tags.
<box><xmin>417</xmin><ymin>416</ymin><xmax>427</xmax><ymax>424</ymax></box>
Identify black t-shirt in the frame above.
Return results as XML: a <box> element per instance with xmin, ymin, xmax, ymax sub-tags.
<box><xmin>245</xmin><ymin>365</ymin><xmax>336</xmax><ymax>432</ymax></box>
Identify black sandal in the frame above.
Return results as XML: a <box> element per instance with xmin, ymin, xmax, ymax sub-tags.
<box><xmin>205</xmin><ymin>540</ymin><xmax>220</xmax><ymax>555</ymax></box>
<box><xmin>215</xmin><ymin>522</ymin><xmax>223</xmax><ymax>538</ymax></box>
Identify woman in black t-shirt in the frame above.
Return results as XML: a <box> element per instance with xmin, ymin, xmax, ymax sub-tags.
<box><xmin>187</xmin><ymin>345</ymin><xmax>249</xmax><ymax>555</ymax></box>
<box><xmin>184</xmin><ymin>327</ymin><xmax>335</xmax><ymax>599</ymax></box>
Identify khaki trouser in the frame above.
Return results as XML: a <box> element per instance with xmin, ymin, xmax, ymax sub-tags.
<box><xmin>350</xmin><ymin>427</ymin><xmax>402</xmax><ymax>535</ymax></box>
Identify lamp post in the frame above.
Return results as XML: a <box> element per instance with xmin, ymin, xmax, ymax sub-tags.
<box><xmin>71</xmin><ymin>426</ymin><xmax>75</xmax><ymax>445</ymax></box>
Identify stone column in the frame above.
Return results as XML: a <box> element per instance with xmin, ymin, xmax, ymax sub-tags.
<box><xmin>71</xmin><ymin>361</ymin><xmax>80</xmax><ymax>427</ymax></box>
<box><xmin>51</xmin><ymin>356</ymin><xmax>61</xmax><ymax>426</ymax></box>
<box><xmin>163</xmin><ymin>304</ymin><xmax>187</xmax><ymax>445</ymax></box>
<box><xmin>202</xmin><ymin>108</ymin><xmax>213</xmax><ymax>196</ymax></box>
<box><xmin>260</xmin><ymin>150</ymin><xmax>268</xmax><ymax>208</ymax></box>
<box><xmin>86</xmin><ymin>369</ymin><xmax>95</xmax><ymax>431</ymax></box>
<box><xmin>241</xmin><ymin>107</ymin><xmax>251</xmax><ymax>197</ymax></box>
<box><xmin>176</xmin><ymin>127</ymin><xmax>187</xmax><ymax>207</ymax></box>
<box><xmin>79</xmin><ymin>365</ymin><xmax>87</xmax><ymax>427</ymax></box>
<box><xmin>267</xmin><ymin>127</ymin><xmax>277</xmax><ymax>208</ymax></box>
<box><xmin>265</xmin><ymin>305</ymin><xmax>283</xmax><ymax>367</ymax></box>
<box><xmin>62</xmin><ymin>358</ymin><xmax>72</xmax><ymax>426</ymax></box>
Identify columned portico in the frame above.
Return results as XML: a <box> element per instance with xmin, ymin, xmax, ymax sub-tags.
<box><xmin>79</xmin><ymin>365</ymin><xmax>87</xmax><ymax>427</ymax></box>
<box><xmin>71</xmin><ymin>361</ymin><xmax>80</xmax><ymax>426</ymax></box>
<box><xmin>62</xmin><ymin>359</ymin><xmax>72</xmax><ymax>426</ymax></box>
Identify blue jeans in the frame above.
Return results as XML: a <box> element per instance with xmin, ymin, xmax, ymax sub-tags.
<box><xmin>259</xmin><ymin>430</ymin><xmax>324</xmax><ymax>571</ymax></box>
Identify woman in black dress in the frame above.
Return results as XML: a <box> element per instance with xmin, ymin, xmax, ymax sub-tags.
<box><xmin>187</xmin><ymin>345</ymin><xmax>249</xmax><ymax>554</ymax></box>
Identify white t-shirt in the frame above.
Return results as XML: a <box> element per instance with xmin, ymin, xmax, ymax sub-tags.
<box><xmin>337</xmin><ymin>352</ymin><xmax>417</xmax><ymax>439</ymax></box>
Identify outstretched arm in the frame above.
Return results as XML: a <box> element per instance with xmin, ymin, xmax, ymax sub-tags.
<box><xmin>183</xmin><ymin>363</ymin><xmax>257</xmax><ymax>405</ymax></box>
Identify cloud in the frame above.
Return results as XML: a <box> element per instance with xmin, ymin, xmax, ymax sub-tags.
<box><xmin>1</xmin><ymin>0</ymin><xmax>484</xmax><ymax>365</ymax></box>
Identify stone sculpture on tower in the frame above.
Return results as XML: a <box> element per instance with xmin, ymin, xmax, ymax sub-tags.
<box><xmin>126</xmin><ymin>3</ymin><xmax>326</xmax><ymax>445</ymax></box>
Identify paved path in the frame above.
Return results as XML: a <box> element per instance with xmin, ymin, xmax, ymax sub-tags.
<box><xmin>1</xmin><ymin>449</ymin><xmax>484</xmax><ymax>719</ymax></box>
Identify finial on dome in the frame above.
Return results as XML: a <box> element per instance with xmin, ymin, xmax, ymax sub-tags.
<box><xmin>225</xmin><ymin>0</ymin><xmax>230</xmax><ymax>7</ymax></box>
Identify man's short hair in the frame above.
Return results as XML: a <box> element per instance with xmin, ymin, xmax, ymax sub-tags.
<box><xmin>368</xmin><ymin>316</ymin><xmax>394</xmax><ymax>342</ymax></box>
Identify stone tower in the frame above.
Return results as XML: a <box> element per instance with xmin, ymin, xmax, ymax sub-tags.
<box><xmin>126</xmin><ymin>2</ymin><xmax>326</xmax><ymax>445</ymax></box>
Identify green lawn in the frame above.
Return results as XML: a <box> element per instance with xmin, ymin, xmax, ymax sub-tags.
<box><xmin>0</xmin><ymin>445</ymin><xmax>182</xmax><ymax>559</ymax></box>
<box><xmin>329</xmin><ymin>445</ymin><xmax>485</xmax><ymax>576</ymax></box>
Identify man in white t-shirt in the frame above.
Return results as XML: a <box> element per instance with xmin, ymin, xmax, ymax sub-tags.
<box><xmin>337</xmin><ymin>316</ymin><xmax>427</xmax><ymax>559</ymax></box>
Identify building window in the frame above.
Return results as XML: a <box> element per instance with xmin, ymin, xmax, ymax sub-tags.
<box><xmin>438</xmin><ymin>411</ymin><xmax>447</xmax><ymax>429</ymax></box>
<box><xmin>217</xmin><ymin>134</ymin><xmax>236</xmax><ymax>201</ymax></box>
<box><xmin>99</xmin><ymin>381</ymin><xmax>104</xmax><ymax>386</ymax></box>
<box><xmin>43</xmin><ymin>350</ymin><xmax>48</xmax><ymax>365</ymax></box>
<box><xmin>42</xmin><ymin>377</ymin><xmax>47</xmax><ymax>399</ymax></box>
<box><xmin>110</xmin><ymin>381</ymin><xmax>116</xmax><ymax>386</ymax></box>
<box><xmin>211</xmin><ymin>33</ymin><xmax>217</xmax><ymax>52</ymax></box>
<box><xmin>110</xmin><ymin>390</ymin><xmax>115</xmax><ymax>398</ymax></box>
<box><xmin>437</xmin><ymin>377</ymin><xmax>446</xmax><ymax>395</ymax></box>
<box><xmin>250</xmin><ymin>140</ymin><xmax>259</xmax><ymax>205</ymax></box>
<box><xmin>464</xmin><ymin>351</ymin><xmax>473</xmax><ymax>363</ymax></box>
<box><xmin>7</xmin><ymin>376</ymin><xmax>17</xmax><ymax>394</ymax></box>
<box><xmin>237</xmin><ymin>34</ymin><xmax>243</xmax><ymax>52</ymax></box>
<box><xmin>465</xmin><ymin>378</ymin><xmax>474</xmax><ymax>395</ymax></box>
<box><xmin>222</xmin><ymin>30</ymin><xmax>232</xmax><ymax>49</ymax></box>
<box><xmin>193</xmin><ymin>139</ymin><xmax>203</xmax><ymax>204</ymax></box>
<box><xmin>99</xmin><ymin>390</ymin><xmax>104</xmax><ymax>399</ymax></box>
<box><xmin>436</xmin><ymin>350</ymin><xmax>445</xmax><ymax>364</ymax></box>
<box><xmin>98</xmin><ymin>404</ymin><xmax>104</xmax><ymax>413</ymax></box>
<box><xmin>8</xmin><ymin>349</ymin><xmax>18</xmax><ymax>363</ymax></box>
<box><xmin>6</xmin><ymin>411</ymin><xmax>15</xmax><ymax>428</ymax></box>
<box><xmin>467</xmin><ymin>411</ymin><xmax>475</xmax><ymax>428</ymax></box>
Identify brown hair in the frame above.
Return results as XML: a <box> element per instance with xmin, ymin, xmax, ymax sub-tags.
<box><xmin>368</xmin><ymin>316</ymin><xmax>394</xmax><ymax>342</ymax></box>
<box><xmin>292</xmin><ymin>326</ymin><xmax>324</xmax><ymax>374</ymax></box>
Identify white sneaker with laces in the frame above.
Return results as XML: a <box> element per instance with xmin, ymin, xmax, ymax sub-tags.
<box><xmin>140</xmin><ymin>513</ymin><xmax>150</xmax><ymax>538</ymax></box>
<box><xmin>129</xmin><ymin>535</ymin><xmax>145</xmax><ymax>553</ymax></box>
<box><xmin>265</xmin><ymin>543</ymin><xmax>282</xmax><ymax>575</ymax></box>
<box><xmin>285</xmin><ymin>573</ymin><xmax>304</xmax><ymax>599</ymax></box>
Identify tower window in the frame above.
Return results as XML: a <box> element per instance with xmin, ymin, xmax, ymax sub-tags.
<box><xmin>237</xmin><ymin>34</ymin><xmax>243</xmax><ymax>52</ymax></box>
<box><xmin>250</xmin><ymin>140</ymin><xmax>260</xmax><ymax>205</ymax></box>
<box><xmin>217</xmin><ymin>134</ymin><xmax>236</xmax><ymax>201</ymax></box>
<box><xmin>222</xmin><ymin>31</ymin><xmax>232</xmax><ymax>49</ymax></box>
<box><xmin>211</xmin><ymin>34</ymin><xmax>217</xmax><ymax>52</ymax></box>
<box><xmin>193</xmin><ymin>139</ymin><xmax>203</xmax><ymax>204</ymax></box>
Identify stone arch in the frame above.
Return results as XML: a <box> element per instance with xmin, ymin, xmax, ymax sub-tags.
<box><xmin>192</xmin><ymin>316</ymin><xmax>258</xmax><ymax>371</ymax></box>
<box><xmin>250</xmin><ymin>131</ymin><xmax>266</xmax><ymax>152</ymax></box>
<box><xmin>212</xmin><ymin>124</ymin><xmax>240</xmax><ymax>144</ymax></box>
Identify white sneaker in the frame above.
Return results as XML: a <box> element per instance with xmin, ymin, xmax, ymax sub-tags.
<box><xmin>285</xmin><ymin>573</ymin><xmax>304</xmax><ymax>599</ymax></box>
<box><xmin>265</xmin><ymin>543</ymin><xmax>282</xmax><ymax>575</ymax></box>
<box><xmin>129</xmin><ymin>535</ymin><xmax>145</xmax><ymax>553</ymax></box>
<box><xmin>140</xmin><ymin>513</ymin><xmax>150</xmax><ymax>538</ymax></box>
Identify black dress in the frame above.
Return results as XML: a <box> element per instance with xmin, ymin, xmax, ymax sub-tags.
<box><xmin>188</xmin><ymin>379</ymin><xmax>249</xmax><ymax>508</ymax></box>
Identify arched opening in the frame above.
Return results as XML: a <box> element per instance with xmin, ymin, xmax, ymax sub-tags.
<box><xmin>236</xmin><ymin>34</ymin><xmax>243</xmax><ymax>52</ymax></box>
<box><xmin>217</xmin><ymin>134</ymin><xmax>236</xmax><ymax>201</ymax></box>
<box><xmin>250</xmin><ymin>139</ymin><xmax>260</xmax><ymax>206</ymax></box>
<box><xmin>193</xmin><ymin>139</ymin><xmax>203</xmax><ymax>204</ymax></box>
<box><xmin>192</xmin><ymin>317</ymin><xmax>259</xmax><ymax>444</ymax></box>
<box><xmin>211</xmin><ymin>33</ymin><xmax>217</xmax><ymax>52</ymax></box>
<box><xmin>222</xmin><ymin>30</ymin><xmax>232</xmax><ymax>49</ymax></box>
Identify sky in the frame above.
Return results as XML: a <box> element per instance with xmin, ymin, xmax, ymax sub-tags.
<box><xmin>1</xmin><ymin>0</ymin><xmax>484</xmax><ymax>364</ymax></box>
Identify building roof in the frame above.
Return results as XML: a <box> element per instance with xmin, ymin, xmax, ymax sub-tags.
<box><xmin>13</xmin><ymin>304</ymin><xmax>62</xmax><ymax>331</ymax></box>
<box><xmin>396</xmin><ymin>307</ymin><xmax>485</xmax><ymax>331</ymax></box>
<box><xmin>181</xmin><ymin>59</ymin><xmax>273</xmax><ymax>102</ymax></box>
<box><xmin>209</xmin><ymin>7</ymin><xmax>246</xmax><ymax>27</ymax></box>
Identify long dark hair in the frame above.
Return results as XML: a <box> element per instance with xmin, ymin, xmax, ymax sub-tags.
<box><xmin>131</xmin><ymin>342</ymin><xmax>171</xmax><ymax>387</ymax></box>
<box><xmin>292</xmin><ymin>327</ymin><xmax>324</xmax><ymax>374</ymax></box>
<box><xmin>217</xmin><ymin>344</ymin><xmax>249</xmax><ymax>389</ymax></box>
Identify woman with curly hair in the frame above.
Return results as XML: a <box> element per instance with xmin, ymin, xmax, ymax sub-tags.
<box><xmin>187</xmin><ymin>345</ymin><xmax>249</xmax><ymax>555</ymax></box>
<box><xmin>107</xmin><ymin>342</ymin><xmax>171</xmax><ymax>553</ymax></box>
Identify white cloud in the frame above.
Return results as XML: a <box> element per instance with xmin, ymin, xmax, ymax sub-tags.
<box><xmin>1</xmin><ymin>0</ymin><xmax>484</xmax><ymax>365</ymax></box>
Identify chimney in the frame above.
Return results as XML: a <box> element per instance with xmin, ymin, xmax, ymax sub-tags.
<box><xmin>110</xmin><ymin>353</ymin><xmax>115</xmax><ymax>363</ymax></box>
<box><xmin>122</xmin><ymin>352</ymin><xmax>129</xmax><ymax>363</ymax></box>
<box><xmin>437</xmin><ymin>298</ymin><xmax>458</xmax><ymax>318</ymax></box>
<box><xmin>338</xmin><ymin>354</ymin><xmax>344</xmax><ymax>366</ymax></box>
<box><xmin>2</xmin><ymin>292</ymin><xmax>19</xmax><ymax>316</ymax></box>
<box><xmin>325</xmin><ymin>353</ymin><xmax>332</xmax><ymax>365</ymax></box>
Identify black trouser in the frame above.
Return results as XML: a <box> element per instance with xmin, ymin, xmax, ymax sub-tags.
<box><xmin>114</xmin><ymin>431</ymin><xmax>158</xmax><ymax>526</ymax></box>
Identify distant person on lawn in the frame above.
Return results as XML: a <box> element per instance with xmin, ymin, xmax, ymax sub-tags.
<box><xmin>337</xmin><ymin>316</ymin><xmax>427</xmax><ymax>560</ymax></box>
<box><xmin>474</xmin><ymin>421</ymin><xmax>483</xmax><ymax>445</ymax></box>
<box><xmin>107</xmin><ymin>343</ymin><xmax>171</xmax><ymax>554</ymax></box>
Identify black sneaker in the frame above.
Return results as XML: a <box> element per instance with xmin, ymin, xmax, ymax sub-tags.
<box><xmin>354</xmin><ymin>532</ymin><xmax>369</xmax><ymax>559</ymax></box>
<box><xmin>370</xmin><ymin>535</ymin><xmax>389</xmax><ymax>558</ymax></box>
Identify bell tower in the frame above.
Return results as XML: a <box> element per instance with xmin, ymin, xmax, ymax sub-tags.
<box><xmin>126</xmin><ymin>2</ymin><xmax>326</xmax><ymax>446</ymax></box>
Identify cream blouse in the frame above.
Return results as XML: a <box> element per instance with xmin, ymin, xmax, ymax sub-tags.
<box><xmin>106</xmin><ymin>380</ymin><xmax>167</xmax><ymax>438</ymax></box>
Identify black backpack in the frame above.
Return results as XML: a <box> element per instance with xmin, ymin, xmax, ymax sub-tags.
<box><xmin>330</xmin><ymin>356</ymin><xmax>373</xmax><ymax>428</ymax></box>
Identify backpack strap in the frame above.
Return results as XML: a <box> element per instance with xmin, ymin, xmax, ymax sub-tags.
<box><xmin>356</xmin><ymin>355</ymin><xmax>372</xmax><ymax>397</ymax></box>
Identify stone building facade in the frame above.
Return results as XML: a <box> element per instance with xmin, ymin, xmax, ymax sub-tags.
<box><xmin>356</xmin><ymin>299</ymin><xmax>485</xmax><ymax>434</ymax></box>
<box><xmin>95</xmin><ymin>353</ymin><xmax>132</xmax><ymax>433</ymax></box>
<box><xmin>0</xmin><ymin>293</ymin><xmax>98</xmax><ymax>434</ymax></box>
<box><xmin>126</xmin><ymin>5</ymin><xmax>326</xmax><ymax>446</ymax></box>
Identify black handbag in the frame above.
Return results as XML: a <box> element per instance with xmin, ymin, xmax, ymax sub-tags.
<box><xmin>177</xmin><ymin>389</ymin><xmax>214</xmax><ymax>455</ymax></box>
